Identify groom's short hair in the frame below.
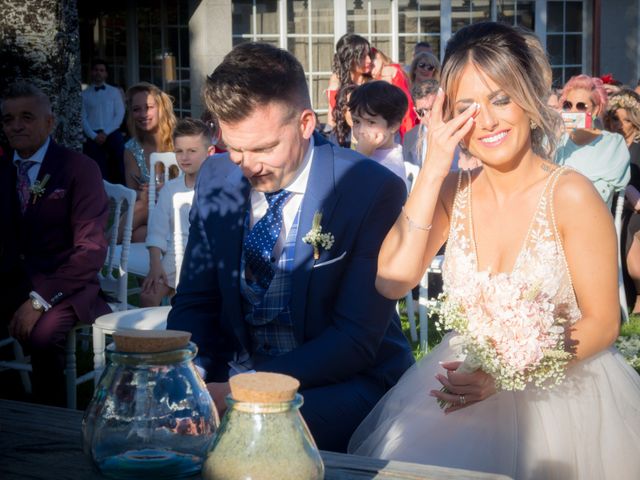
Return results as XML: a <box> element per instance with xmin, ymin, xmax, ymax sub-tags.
<box><xmin>203</xmin><ymin>42</ymin><xmax>311</xmax><ymax>124</ymax></box>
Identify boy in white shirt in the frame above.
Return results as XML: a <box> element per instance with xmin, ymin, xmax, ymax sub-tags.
<box><xmin>348</xmin><ymin>81</ymin><xmax>408</xmax><ymax>188</ymax></box>
<box><xmin>140</xmin><ymin>118</ymin><xmax>215</xmax><ymax>307</ymax></box>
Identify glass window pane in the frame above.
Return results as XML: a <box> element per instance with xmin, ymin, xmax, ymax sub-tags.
<box><xmin>547</xmin><ymin>35</ymin><xmax>563</xmax><ymax>66</ymax></box>
<box><xmin>233</xmin><ymin>37</ymin><xmax>250</xmax><ymax>47</ymax></box>
<box><xmin>313</xmin><ymin>0</ymin><xmax>334</xmax><ymax>34</ymax></box>
<box><xmin>313</xmin><ymin>76</ymin><xmax>330</xmax><ymax>112</ymax></box>
<box><xmin>399</xmin><ymin>36</ymin><xmax>419</xmax><ymax>65</ymax></box>
<box><xmin>565</xmin><ymin>1</ymin><xmax>583</xmax><ymax>32</ymax></box>
<box><xmin>497</xmin><ymin>0</ymin><xmax>516</xmax><ymax>25</ymax></box>
<box><xmin>289</xmin><ymin>38</ymin><xmax>310</xmax><ymax>71</ymax></box>
<box><xmin>398</xmin><ymin>0</ymin><xmax>418</xmax><ymax>34</ymax></box>
<box><xmin>166</xmin><ymin>0</ymin><xmax>179</xmax><ymax>25</ymax></box>
<box><xmin>347</xmin><ymin>0</ymin><xmax>368</xmax><ymax>34</ymax></box>
<box><xmin>255</xmin><ymin>0</ymin><xmax>279</xmax><ymax>35</ymax></box>
<box><xmin>180</xmin><ymin>28</ymin><xmax>190</xmax><ymax>68</ymax></box>
<box><xmin>516</xmin><ymin>1</ymin><xmax>535</xmax><ymax>29</ymax></box>
<box><xmin>370</xmin><ymin>0</ymin><xmax>392</xmax><ymax>34</ymax></box>
<box><xmin>564</xmin><ymin>34</ymin><xmax>582</xmax><ymax>65</ymax></box>
<box><xmin>370</xmin><ymin>37</ymin><xmax>391</xmax><ymax>58</ymax></box>
<box><xmin>565</xmin><ymin>66</ymin><xmax>582</xmax><ymax>80</ymax></box>
<box><xmin>287</xmin><ymin>0</ymin><xmax>308</xmax><ymax>34</ymax></box>
<box><xmin>551</xmin><ymin>67</ymin><xmax>563</xmax><ymax>88</ymax></box>
<box><xmin>179</xmin><ymin>0</ymin><xmax>190</xmax><ymax>25</ymax></box>
<box><xmin>313</xmin><ymin>38</ymin><xmax>335</xmax><ymax>72</ymax></box>
<box><xmin>547</xmin><ymin>2</ymin><xmax>564</xmax><ymax>33</ymax></box>
<box><xmin>233</xmin><ymin>0</ymin><xmax>254</xmax><ymax>36</ymax></box>
<box><xmin>419</xmin><ymin>0</ymin><xmax>441</xmax><ymax>34</ymax></box>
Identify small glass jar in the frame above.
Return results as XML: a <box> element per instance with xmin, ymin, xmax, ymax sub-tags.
<box><xmin>202</xmin><ymin>375</ymin><xmax>324</xmax><ymax>480</ymax></box>
<box><xmin>82</xmin><ymin>341</ymin><xmax>218</xmax><ymax>479</ymax></box>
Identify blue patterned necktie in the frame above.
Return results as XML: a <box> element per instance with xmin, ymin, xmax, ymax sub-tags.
<box><xmin>244</xmin><ymin>189</ymin><xmax>292</xmax><ymax>290</ymax></box>
<box><xmin>16</xmin><ymin>160</ymin><xmax>37</xmax><ymax>214</ymax></box>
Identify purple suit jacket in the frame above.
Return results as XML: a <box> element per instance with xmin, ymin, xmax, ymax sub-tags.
<box><xmin>1</xmin><ymin>140</ymin><xmax>110</xmax><ymax>323</ymax></box>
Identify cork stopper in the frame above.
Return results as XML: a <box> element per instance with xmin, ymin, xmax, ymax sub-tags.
<box><xmin>229</xmin><ymin>372</ymin><xmax>300</xmax><ymax>403</ymax></box>
<box><xmin>112</xmin><ymin>329</ymin><xmax>191</xmax><ymax>353</ymax></box>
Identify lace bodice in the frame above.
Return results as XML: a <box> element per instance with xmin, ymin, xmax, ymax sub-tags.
<box><xmin>442</xmin><ymin>167</ymin><xmax>581</xmax><ymax>326</ymax></box>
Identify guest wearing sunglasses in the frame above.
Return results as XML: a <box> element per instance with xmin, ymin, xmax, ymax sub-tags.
<box><xmin>409</xmin><ymin>52</ymin><xmax>441</xmax><ymax>85</ymax></box>
<box><xmin>555</xmin><ymin>74</ymin><xmax>630</xmax><ymax>208</ymax></box>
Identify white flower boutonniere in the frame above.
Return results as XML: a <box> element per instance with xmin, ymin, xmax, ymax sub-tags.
<box><xmin>29</xmin><ymin>174</ymin><xmax>51</xmax><ymax>204</ymax></box>
<box><xmin>302</xmin><ymin>211</ymin><xmax>335</xmax><ymax>260</ymax></box>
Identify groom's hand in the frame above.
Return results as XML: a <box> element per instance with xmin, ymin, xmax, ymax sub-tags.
<box><xmin>431</xmin><ymin>361</ymin><xmax>496</xmax><ymax>414</ymax></box>
<box><xmin>207</xmin><ymin>382</ymin><xmax>231</xmax><ymax>417</ymax></box>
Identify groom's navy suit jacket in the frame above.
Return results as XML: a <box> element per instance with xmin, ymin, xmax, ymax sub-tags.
<box><xmin>168</xmin><ymin>133</ymin><xmax>414</xmax><ymax>411</ymax></box>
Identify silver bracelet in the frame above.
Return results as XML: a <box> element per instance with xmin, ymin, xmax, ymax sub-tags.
<box><xmin>402</xmin><ymin>206</ymin><xmax>432</xmax><ymax>232</ymax></box>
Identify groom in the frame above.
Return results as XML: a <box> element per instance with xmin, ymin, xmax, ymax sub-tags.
<box><xmin>167</xmin><ymin>43</ymin><xmax>414</xmax><ymax>452</ymax></box>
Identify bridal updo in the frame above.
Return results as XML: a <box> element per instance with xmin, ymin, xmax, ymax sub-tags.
<box><xmin>440</xmin><ymin>22</ymin><xmax>562</xmax><ymax>160</ymax></box>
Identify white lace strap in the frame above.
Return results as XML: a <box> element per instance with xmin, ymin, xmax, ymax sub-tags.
<box><xmin>547</xmin><ymin>166</ymin><xmax>576</xmax><ymax>292</ymax></box>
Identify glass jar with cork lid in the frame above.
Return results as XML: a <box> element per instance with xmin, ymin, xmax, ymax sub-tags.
<box><xmin>82</xmin><ymin>329</ymin><xmax>218</xmax><ymax>479</ymax></box>
<box><xmin>202</xmin><ymin>372</ymin><xmax>325</xmax><ymax>480</ymax></box>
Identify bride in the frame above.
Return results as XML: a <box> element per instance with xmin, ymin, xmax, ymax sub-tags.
<box><xmin>349</xmin><ymin>22</ymin><xmax>640</xmax><ymax>479</ymax></box>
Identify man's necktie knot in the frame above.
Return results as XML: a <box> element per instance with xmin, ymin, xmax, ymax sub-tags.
<box><xmin>244</xmin><ymin>189</ymin><xmax>292</xmax><ymax>290</ymax></box>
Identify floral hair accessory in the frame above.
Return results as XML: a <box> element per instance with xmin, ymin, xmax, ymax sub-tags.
<box><xmin>607</xmin><ymin>92</ymin><xmax>640</xmax><ymax>113</ymax></box>
<box><xmin>302</xmin><ymin>211</ymin><xmax>334</xmax><ymax>260</ymax></box>
<box><xmin>600</xmin><ymin>73</ymin><xmax>616</xmax><ymax>85</ymax></box>
<box><xmin>29</xmin><ymin>174</ymin><xmax>51</xmax><ymax>204</ymax></box>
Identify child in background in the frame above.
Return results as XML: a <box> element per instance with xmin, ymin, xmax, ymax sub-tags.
<box><xmin>348</xmin><ymin>81</ymin><xmax>408</xmax><ymax>185</ymax></box>
<box><xmin>140</xmin><ymin>118</ymin><xmax>214</xmax><ymax>307</ymax></box>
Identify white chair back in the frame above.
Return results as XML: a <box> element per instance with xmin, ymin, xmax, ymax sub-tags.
<box><xmin>404</xmin><ymin>161</ymin><xmax>420</xmax><ymax>193</ymax></box>
<box><xmin>614</xmin><ymin>190</ymin><xmax>629</xmax><ymax>323</ymax></box>
<box><xmin>102</xmin><ymin>181</ymin><xmax>136</xmax><ymax>311</ymax></box>
<box><xmin>149</xmin><ymin>152</ymin><xmax>181</xmax><ymax>214</ymax></box>
<box><xmin>172</xmin><ymin>190</ymin><xmax>194</xmax><ymax>286</ymax></box>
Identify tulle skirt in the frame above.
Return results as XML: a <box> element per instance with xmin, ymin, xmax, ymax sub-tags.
<box><xmin>349</xmin><ymin>333</ymin><xmax>640</xmax><ymax>479</ymax></box>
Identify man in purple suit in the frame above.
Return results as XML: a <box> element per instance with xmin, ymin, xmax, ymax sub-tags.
<box><xmin>0</xmin><ymin>82</ymin><xmax>110</xmax><ymax>406</ymax></box>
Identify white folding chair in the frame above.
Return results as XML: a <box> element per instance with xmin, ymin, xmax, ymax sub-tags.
<box><xmin>614</xmin><ymin>190</ymin><xmax>630</xmax><ymax>323</ymax></box>
<box><xmin>0</xmin><ymin>337</ymin><xmax>32</xmax><ymax>394</ymax></box>
<box><xmin>172</xmin><ymin>191</ymin><xmax>194</xmax><ymax>285</ymax></box>
<box><xmin>63</xmin><ymin>181</ymin><xmax>137</xmax><ymax>409</ymax></box>
<box><xmin>125</xmin><ymin>152</ymin><xmax>182</xmax><ymax>279</ymax></box>
<box><xmin>417</xmin><ymin>255</ymin><xmax>445</xmax><ymax>351</ymax></box>
<box><xmin>149</xmin><ymin>152</ymin><xmax>181</xmax><ymax>212</ymax></box>
<box><xmin>92</xmin><ymin>306</ymin><xmax>171</xmax><ymax>381</ymax></box>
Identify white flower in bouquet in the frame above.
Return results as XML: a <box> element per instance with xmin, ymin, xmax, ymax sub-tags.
<box><xmin>432</xmin><ymin>279</ymin><xmax>573</xmax><ymax>409</ymax></box>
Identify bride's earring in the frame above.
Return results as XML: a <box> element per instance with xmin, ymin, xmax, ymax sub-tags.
<box><xmin>530</xmin><ymin>119</ymin><xmax>538</xmax><ymax>130</ymax></box>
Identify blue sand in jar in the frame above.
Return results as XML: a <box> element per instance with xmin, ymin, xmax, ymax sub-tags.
<box><xmin>98</xmin><ymin>449</ymin><xmax>202</xmax><ymax>479</ymax></box>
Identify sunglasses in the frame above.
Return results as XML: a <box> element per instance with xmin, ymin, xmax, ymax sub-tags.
<box><xmin>417</xmin><ymin>63</ymin><xmax>435</xmax><ymax>71</ymax></box>
<box><xmin>562</xmin><ymin>100</ymin><xmax>590</xmax><ymax>112</ymax></box>
<box><xmin>415</xmin><ymin>107</ymin><xmax>431</xmax><ymax>118</ymax></box>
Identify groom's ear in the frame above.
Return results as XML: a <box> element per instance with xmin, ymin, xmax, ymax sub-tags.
<box><xmin>299</xmin><ymin>109</ymin><xmax>317</xmax><ymax>140</ymax></box>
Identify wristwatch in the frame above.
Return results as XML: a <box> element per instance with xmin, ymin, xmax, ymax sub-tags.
<box><xmin>30</xmin><ymin>296</ymin><xmax>44</xmax><ymax>312</ymax></box>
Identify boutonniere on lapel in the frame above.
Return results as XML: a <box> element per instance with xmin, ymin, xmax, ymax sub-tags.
<box><xmin>29</xmin><ymin>174</ymin><xmax>51</xmax><ymax>204</ymax></box>
<box><xmin>302</xmin><ymin>211</ymin><xmax>335</xmax><ymax>260</ymax></box>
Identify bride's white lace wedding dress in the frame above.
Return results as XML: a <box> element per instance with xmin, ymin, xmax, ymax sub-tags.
<box><xmin>349</xmin><ymin>167</ymin><xmax>640</xmax><ymax>479</ymax></box>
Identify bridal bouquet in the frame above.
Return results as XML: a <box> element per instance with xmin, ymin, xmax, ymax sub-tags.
<box><xmin>433</xmin><ymin>280</ymin><xmax>573</xmax><ymax>406</ymax></box>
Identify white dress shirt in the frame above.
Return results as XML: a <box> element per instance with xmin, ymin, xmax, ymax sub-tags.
<box><xmin>81</xmin><ymin>83</ymin><xmax>125</xmax><ymax>139</ymax></box>
<box><xmin>249</xmin><ymin>136</ymin><xmax>315</xmax><ymax>260</ymax></box>
<box><xmin>13</xmin><ymin>136</ymin><xmax>50</xmax><ymax>183</ymax></box>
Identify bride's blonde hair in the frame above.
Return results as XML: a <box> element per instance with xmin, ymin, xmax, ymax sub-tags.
<box><xmin>440</xmin><ymin>22</ymin><xmax>562</xmax><ymax>161</ymax></box>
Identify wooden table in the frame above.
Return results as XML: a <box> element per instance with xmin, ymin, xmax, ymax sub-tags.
<box><xmin>0</xmin><ymin>399</ymin><xmax>510</xmax><ymax>479</ymax></box>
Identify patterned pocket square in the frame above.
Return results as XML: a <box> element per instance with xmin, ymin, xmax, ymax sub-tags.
<box><xmin>47</xmin><ymin>188</ymin><xmax>66</xmax><ymax>200</ymax></box>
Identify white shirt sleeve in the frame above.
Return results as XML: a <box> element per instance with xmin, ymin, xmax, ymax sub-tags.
<box><xmin>106</xmin><ymin>87</ymin><xmax>125</xmax><ymax>135</ymax></box>
<box><xmin>81</xmin><ymin>90</ymin><xmax>97</xmax><ymax>140</ymax></box>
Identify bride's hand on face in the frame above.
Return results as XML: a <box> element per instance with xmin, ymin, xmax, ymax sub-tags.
<box><xmin>430</xmin><ymin>360</ymin><xmax>496</xmax><ymax>414</ymax></box>
<box><xmin>423</xmin><ymin>88</ymin><xmax>479</xmax><ymax>181</ymax></box>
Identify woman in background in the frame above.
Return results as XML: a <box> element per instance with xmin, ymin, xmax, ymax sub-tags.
<box><xmin>409</xmin><ymin>51</ymin><xmax>441</xmax><ymax>85</ymax></box>
<box><xmin>555</xmin><ymin>74</ymin><xmax>629</xmax><ymax>208</ymax></box>
<box><xmin>123</xmin><ymin>82</ymin><xmax>177</xmax><ymax>242</ymax></box>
